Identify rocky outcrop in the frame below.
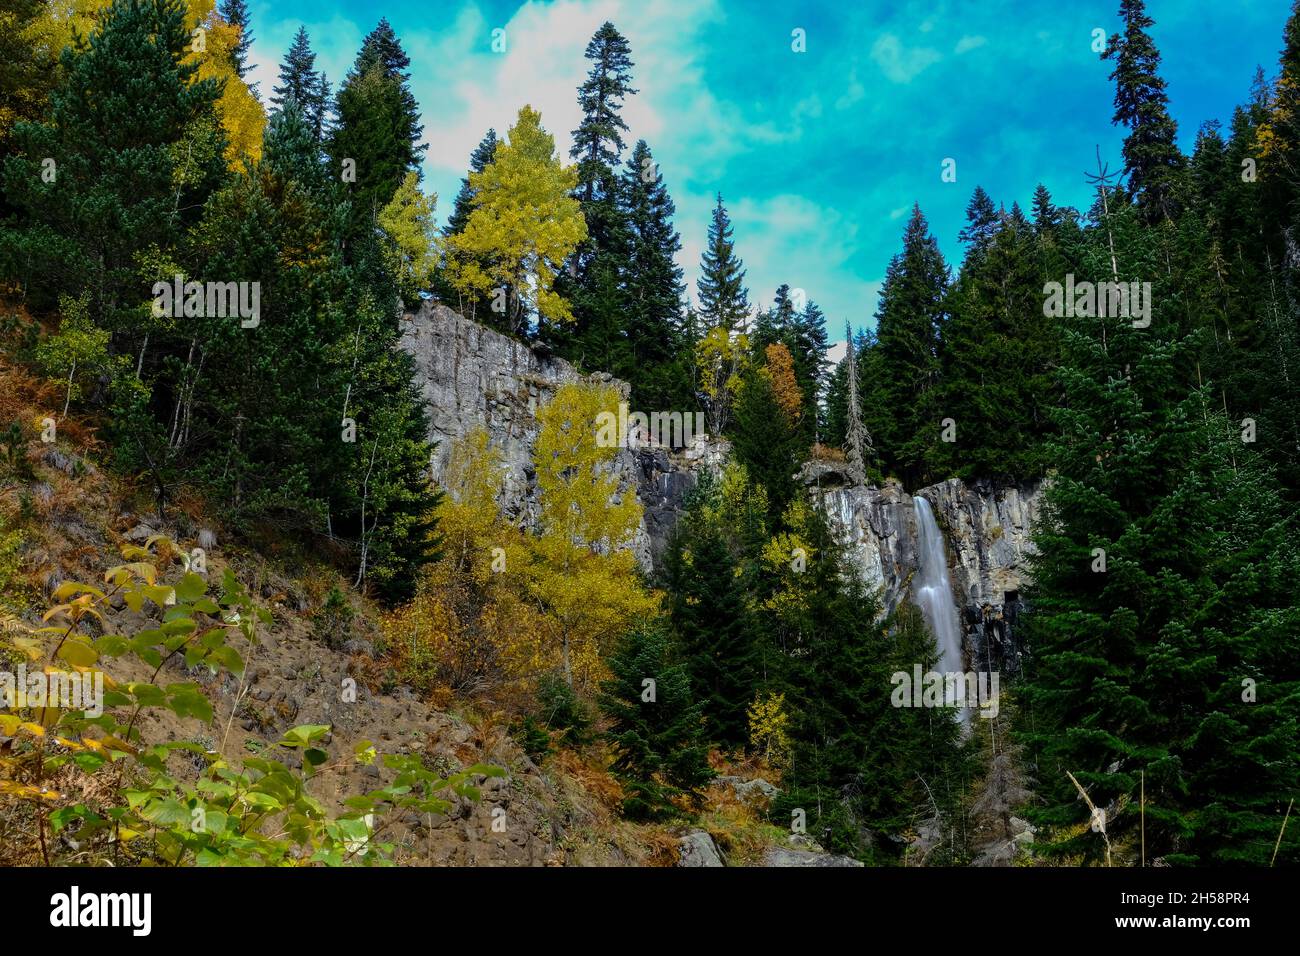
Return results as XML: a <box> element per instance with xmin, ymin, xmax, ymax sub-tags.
<box><xmin>400</xmin><ymin>304</ymin><xmax>1043</xmax><ymax>665</ymax></box>
<box><xmin>399</xmin><ymin>301</ymin><xmax>723</xmax><ymax>572</ymax></box>
<box><xmin>803</xmin><ymin>461</ymin><xmax>1042</xmax><ymax>675</ymax></box>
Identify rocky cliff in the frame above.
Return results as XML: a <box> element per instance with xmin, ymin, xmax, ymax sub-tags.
<box><xmin>399</xmin><ymin>302</ymin><xmax>1043</xmax><ymax>674</ymax></box>
<box><xmin>399</xmin><ymin>301</ymin><xmax>724</xmax><ymax>572</ymax></box>
<box><xmin>807</xmin><ymin>463</ymin><xmax>1042</xmax><ymax>675</ymax></box>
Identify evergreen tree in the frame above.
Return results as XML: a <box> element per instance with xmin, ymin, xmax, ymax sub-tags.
<box><xmin>930</xmin><ymin>206</ymin><xmax>1056</xmax><ymax>482</ymax></box>
<box><xmin>621</xmin><ymin>139</ymin><xmax>692</xmax><ymax>410</ymax></box>
<box><xmin>731</xmin><ymin>354</ymin><xmax>804</xmax><ymax>520</ymax></box>
<box><xmin>957</xmin><ymin>185</ymin><xmax>999</xmax><ymax>253</ymax></box>
<box><xmin>329</xmin><ymin>19</ymin><xmax>426</xmax><ymax>221</ymax></box>
<box><xmin>868</xmin><ymin>205</ymin><xmax>949</xmax><ymax>486</ymax></box>
<box><xmin>600</xmin><ymin>623</ymin><xmax>714</xmax><ymax>820</ymax></box>
<box><xmin>219</xmin><ymin>0</ymin><xmax>254</xmax><ymax>81</ymax></box>
<box><xmin>666</xmin><ymin>520</ymin><xmax>758</xmax><ymax>748</ymax></box>
<box><xmin>270</xmin><ymin>26</ymin><xmax>330</xmax><ymax>140</ymax></box>
<box><xmin>1019</xmin><ymin>186</ymin><xmax>1300</xmax><ymax>865</ymax></box>
<box><xmin>0</xmin><ymin>0</ymin><xmax>226</xmax><ymax>330</ymax></box>
<box><xmin>552</xmin><ymin>21</ymin><xmax>636</xmax><ymax>372</ymax></box>
<box><xmin>1102</xmin><ymin>0</ymin><xmax>1184</xmax><ymax>223</ymax></box>
<box><xmin>697</xmin><ymin>194</ymin><xmax>750</xmax><ymax>333</ymax></box>
<box><xmin>774</xmin><ymin>504</ymin><xmax>963</xmax><ymax>860</ymax></box>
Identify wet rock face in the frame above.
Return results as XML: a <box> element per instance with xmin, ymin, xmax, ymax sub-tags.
<box><xmin>808</xmin><ymin>464</ymin><xmax>1043</xmax><ymax>675</ymax></box>
<box><xmin>399</xmin><ymin>301</ymin><xmax>723</xmax><ymax>573</ymax></box>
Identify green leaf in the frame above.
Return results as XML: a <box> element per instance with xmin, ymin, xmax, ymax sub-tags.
<box><xmin>175</xmin><ymin>572</ymin><xmax>206</xmax><ymax>603</ymax></box>
<box><xmin>57</xmin><ymin>640</ymin><xmax>98</xmax><ymax>667</ymax></box>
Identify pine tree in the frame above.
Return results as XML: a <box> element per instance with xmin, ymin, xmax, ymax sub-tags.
<box><xmin>731</xmin><ymin>352</ymin><xmax>804</xmax><ymax>520</ymax></box>
<box><xmin>270</xmin><ymin>27</ymin><xmax>330</xmax><ymax>140</ymax></box>
<box><xmin>218</xmin><ymin>0</ymin><xmax>254</xmax><ymax>81</ymax></box>
<box><xmin>621</xmin><ymin>139</ymin><xmax>691</xmax><ymax>410</ymax></box>
<box><xmin>666</xmin><ymin>521</ymin><xmax>758</xmax><ymax>748</ymax></box>
<box><xmin>570</xmin><ymin>21</ymin><xmax>636</xmax><ymax>204</ymax></box>
<box><xmin>1102</xmin><ymin>0</ymin><xmax>1184</xmax><ymax>223</ymax></box>
<box><xmin>1019</xmin><ymin>185</ymin><xmax>1300</xmax><ymax>865</ymax></box>
<box><xmin>600</xmin><ymin>623</ymin><xmax>714</xmax><ymax>820</ymax></box>
<box><xmin>958</xmin><ymin>185</ymin><xmax>998</xmax><ymax>254</ymax></box>
<box><xmin>930</xmin><ymin>206</ymin><xmax>1056</xmax><ymax>482</ymax></box>
<box><xmin>774</xmin><ymin>504</ymin><xmax>963</xmax><ymax>860</ymax></box>
<box><xmin>0</xmin><ymin>0</ymin><xmax>226</xmax><ymax>329</ymax></box>
<box><xmin>329</xmin><ymin>19</ymin><xmax>426</xmax><ymax>221</ymax></box>
<box><xmin>697</xmin><ymin>194</ymin><xmax>750</xmax><ymax>333</ymax></box>
<box><xmin>869</xmin><ymin>205</ymin><xmax>949</xmax><ymax>486</ymax></box>
<box><xmin>550</xmin><ymin>21</ymin><xmax>637</xmax><ymax>372</ymax></box>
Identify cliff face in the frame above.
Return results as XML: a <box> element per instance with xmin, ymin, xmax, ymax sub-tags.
<box><xmin>398</xmin><ymin>301</ymin><xmax>724</xmax><ymax>572</ymax></box>
<box><xmin>809</xmin><ymin>465</ymin><xmax>1042</xmax><ymax>675</ymax></box>
<box><xmin>399</xmin><ymin>303</ymin><xmax>1043</xmax><ymax>674</ymax></box>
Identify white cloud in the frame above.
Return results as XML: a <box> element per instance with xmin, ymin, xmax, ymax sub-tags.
<box><xmin>870</xmin><ymin>33</ymin><xmax>941</xmax><ymax>84</ymax></box>
<box><xmin>955</xmin><ymin>35</ymin><xmax>987</xmax><ymax>54</ymax></box>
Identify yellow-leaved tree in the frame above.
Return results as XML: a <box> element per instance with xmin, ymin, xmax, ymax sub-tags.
<box><xmin>443</xmin><ymin>105</ymin><xmax>587</xmax><ymax>336</ymax></box>
<box><xmin>380</xmin><ymin>429</ymin><xmax>536</xmax><ymax>699</ymax></box>
<box><xmin>527</xmin><ymin>382</ymin><xmax>656</xmax><ymax>688</ymax></box>
<box><xmin>378</xmin><ymin>170</ymin><xmax>439</xmax><ymax>305</ymax></box>
<box><xmin>695</xmin><ymin>324</ymin><xmax>749</xmax><ymax>435</ymax></box>
<box><xmin>184</xmin><ymin>2</ymin><xmax>266</xmax><ymax>167</ymax></box>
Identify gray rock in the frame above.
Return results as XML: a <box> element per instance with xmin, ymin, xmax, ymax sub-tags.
<box><xmin>762</xmin><ymin>847</ymin><xmax>864</xmax><ymax>868</ymax></box>
<box><xmin>716</xmin><ymin>775</ymin><xmax>781</xmax><ymax>805</ymax></box>
<box><xmin>678</xmin><ymin>830</ymin><xmax>725</xmax><ymax>868</ymax></box>
<box><xmin>399</xmin><ymin>301</ymin><xmax>726</xmax><ymax>574</ymax></box>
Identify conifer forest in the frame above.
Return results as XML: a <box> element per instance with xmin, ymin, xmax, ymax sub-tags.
<box><xmin>0</xmin><ymin>0</ymin><xmax>1295</xmax><ymax>933</ymax></box>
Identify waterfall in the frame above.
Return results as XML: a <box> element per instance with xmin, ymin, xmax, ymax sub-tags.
<box><xmin>912</xmin><ymin>496</ymin><xmax>965</xmax><ymax>678</ymax></box>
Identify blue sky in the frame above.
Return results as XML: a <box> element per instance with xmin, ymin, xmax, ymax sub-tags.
<box><xmin>243</xmin><ymin>0</ymin><xmax>1287</xmax><ymax>352</ymax></box>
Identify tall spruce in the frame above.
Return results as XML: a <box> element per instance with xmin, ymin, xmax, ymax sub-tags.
<box><xmin>930</xmin><ymin>204</ymin><xmax>1056</xmax><ymax>482</ymax></box>
<box><xmin>697</xmin><ymin>194</ymin><xmax>751</xmax><ymax>333</ymax></box>
<box><xmin>666</xmin><ymin>520</ymin><xmax>758</xmax><ymax>748</ymax></box>
<box><xmin>270</xmin><ymin>27</ymin><xmax>330</xmax><ymax>141</ymax></box>
<box><xmin>1102</xmin><ymin>0</ymin><xmax>1184</xmax><ymax>223</ymax></box>
<box><xmin>329</xmin><ymin>19</ymin><xmax>426</xmax><ymax>222</ymax></box>
<box><xmin>868</xmin><ymin>204</ymin><xmax>949</xmax><ymax>486</ymax></box>
<box><xmin>554</xmin><ymin>21</ymin><xmax>636</xmax><ymax>371</ymax></box>
<box><xmin>600</xmin><ymin>623</ymin><xmax>714</xmax><ymax>821</ymax></box>
<box><xmin>1020</xmin><ymin>195</ymin><xmax>1300</xmax><ymax>864</ymax></box>
<box><xmin>621</xmin><ymin>139</ymin><xmax>692</xmax><ymax>409</ymax></box>
<box><xmin>218</xmin><ymin>0</ymin><xmax>254</xmax><ymax>80</ymax></box>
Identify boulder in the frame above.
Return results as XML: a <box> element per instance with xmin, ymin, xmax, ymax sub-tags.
<box><xmin>762</xmin><ymin>847</ymin><xmax>863</xmax><ymax>867</ymax></box>
<box><xmin>678</xmin><ymin>831</ymin><xmax>725</xmax><ymax>867</ymax></box>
